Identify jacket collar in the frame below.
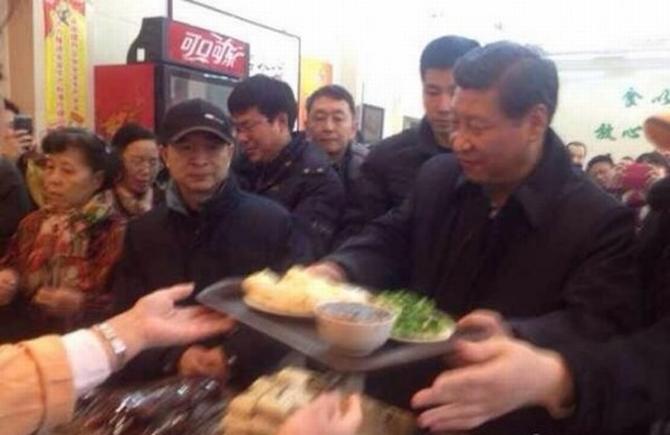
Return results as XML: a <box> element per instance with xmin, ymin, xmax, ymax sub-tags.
<box><xmin>261</xmin><ymin>134</ymin><xmax>304</xmax><ymax>175</ymax></box>
<box><xmin>166</xmin><ymin>176</ymin><xmax>241</xmax><ymax>218</ymax></box>
<box><xmin>417</xmin><ymin>117</ymin><xmax>451</xmax><ymax>156</ymax></box>
<box><xmin>234</xmin><ymin>134</ymin><xmax>305</xmax><ymax>188</ymax></box>
<box><xmin>454</xmin><ymin>128</ymin><xmax>573</xmax><ymax>229</ymax></box>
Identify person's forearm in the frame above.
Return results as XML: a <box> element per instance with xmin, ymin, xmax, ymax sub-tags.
<box><xmin>535</xmin><ymin>348</ymin><xmax>575</xmax><ymax>418</ymax></box>
<box><xmin>61</xmin><ymin>330</ymin><xmax>112</xmax><ymax>396</ymax></box>
<box><xmin>106</xmin><ymin>310</ymin><xmax>148</xmax><ymax>364</ymax></box>
<box><xmin>61</xmin><ymin>311</ymin><xmax>150</xmax><ymax>395</ymax></box>
<box><xmin>0</xmin><ymin>336</ymin><xmax>76</xmax><ymax>433</ymax></box>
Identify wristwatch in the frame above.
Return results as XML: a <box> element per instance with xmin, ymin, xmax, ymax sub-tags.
<box><xmin>93</xmin><ymin>322</ymin><xmax>127</xmax><ymax>371</ymax></box>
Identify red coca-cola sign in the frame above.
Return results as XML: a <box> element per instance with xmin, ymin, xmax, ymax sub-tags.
<box><xmin>167</xmin><ymin>20</ymin><xmax>249</xmax><ymax>79</ymax></box>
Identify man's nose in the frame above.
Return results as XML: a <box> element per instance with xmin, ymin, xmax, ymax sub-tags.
<box><xmin>235</xmin><ymin>130</ymin><xmax>249</xmax><ymax>144</ymax></box>
<box><xmin>451</xmin><ymin>130</ymin><xmax>472</xmax><ymax>153</ymax></box>
<box><xmin>436</xmin><ymin>93</ymin><xmax>452</xmax><ymax>112</ymax></box>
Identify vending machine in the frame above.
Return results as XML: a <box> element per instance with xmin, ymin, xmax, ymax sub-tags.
<box><xmin>94</xmin><ymin>16</ymin><xmax>250</xmax><ymax>138</ymax></box>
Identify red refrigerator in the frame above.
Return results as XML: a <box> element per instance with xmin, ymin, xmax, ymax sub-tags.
<box><xmin>94</xmin><ymin>17</ymin><xmax>250</xmax><ymax>138</ymax></box>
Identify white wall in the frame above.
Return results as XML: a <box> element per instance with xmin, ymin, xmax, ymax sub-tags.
<box><xmin>552</xmin><ymin>55</ymin><xmax>670</xmax><ymax>161</ymax></box>
<box><xmin>90</xmin><ymin>0</ymin><xmax>167</xmax><ymax>66</ymax></box>
<box><xmin>39</xmin><ymin>0</ymin><xmax>670</xmax><ymax>140</ymax></box>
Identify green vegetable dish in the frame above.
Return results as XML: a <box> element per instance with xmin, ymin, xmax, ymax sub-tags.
<box><xmin>374</xmin><ymin>290</ymin><xmax>455</xmax><ymax>341</ymax></box>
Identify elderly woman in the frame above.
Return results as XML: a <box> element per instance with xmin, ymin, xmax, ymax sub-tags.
<box><xmin>0</xmin><ymin>128</ymin><xmax>125</xmax><ymax>339</ymax></box>
<box><xmin>110</xmin><ymin>123</ymin><xmax>163</xmax><ymax>218</ymax></box>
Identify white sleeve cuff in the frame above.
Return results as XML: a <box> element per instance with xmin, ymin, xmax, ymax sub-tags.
<box><xmin>62</xmin><ymin>329</ymin><xmax>113</xmax><ymax>397</ymax></box>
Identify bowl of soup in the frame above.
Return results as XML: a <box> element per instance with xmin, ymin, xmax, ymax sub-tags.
<box><xmin>314</xmin><ymin>301</ymin><xmax>396</xmax><ymax>356</ymax></box>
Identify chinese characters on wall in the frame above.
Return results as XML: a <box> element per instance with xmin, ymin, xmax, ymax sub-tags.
<box><xmin>594</xmin><ymin>86</ymin><xmax>670</xmax><ymax>142</ymax></box>
<box><xmin>43</xmin><ymin>0</ymin><xmax>87</xmax><ymax>128</ymax></box>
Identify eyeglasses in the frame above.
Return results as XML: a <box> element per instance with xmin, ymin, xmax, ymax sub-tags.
<box><xmin>233</xmin><ymin>118</ymin><xmax>267</xmax><ymax>135</ymax></box>
<box><xmin>124</xmin><ymin>156</ymin><xmax>161</xmax><ymax>171</ymax></box>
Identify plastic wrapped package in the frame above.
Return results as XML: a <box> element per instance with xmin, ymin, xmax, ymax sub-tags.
<box><xmin>54</xmin><ymin>377</ymin><xmax>230</xmax><ymax>435</ymax></box>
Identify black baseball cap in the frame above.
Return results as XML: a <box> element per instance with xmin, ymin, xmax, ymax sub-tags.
<box><xmin>159</xmin><ymin>98</ymin><xmax>235</xmax><ymax>145</ymax></box>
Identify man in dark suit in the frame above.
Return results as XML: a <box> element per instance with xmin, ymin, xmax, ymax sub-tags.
<box><xmin>310</xmin><ymin>41</ymin><xmax>641</xmax><ymax>434</ymax></box>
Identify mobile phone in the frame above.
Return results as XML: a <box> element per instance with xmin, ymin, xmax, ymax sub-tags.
<box><xmin>621</xmin><ymin>163</ymin><xmax>651</xmax><ymax>190</ymax></box>
<box><xmin>12</xmin><ymin>114</ymin><xmax>33</xmax><ymax>135</ymax></box>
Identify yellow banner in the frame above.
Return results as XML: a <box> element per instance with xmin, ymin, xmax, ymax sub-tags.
<box><xmin>298</xmin><ymin>57</ymin><xmax>333</xmax><ymax>130</ymax></box>
<box><xmin>44</xmin><ymin>0</ymin><xmax>87</xmax><ymax>128</ymax></box>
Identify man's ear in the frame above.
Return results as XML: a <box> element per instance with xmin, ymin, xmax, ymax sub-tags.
<box><xmin>351</xmin><ymin>118</ymin><xmax>359</xmax><ymax>138</ymax></box>
<box><xmin>525</xmin><ymin>104</ymin><xmax>549</xmax><ymax>143</ymax></box>
<box><xmin>160</xmin><ymin>145</ymin><xmax>170</xmax><ymax>169</ymax></box>
<box><xmin>274</xmin><ymin>112</ymin><xmax>289</xmax><ymax>130</ymax></box>
<box><xmin>92</xmin><ymin>170</ymin><xmax>105</xmax><ymax>192</ymax></box>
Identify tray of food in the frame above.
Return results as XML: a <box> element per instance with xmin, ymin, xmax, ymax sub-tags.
<box><xmin>221</xmin><ymin>367</ymin><xmax>419</xmax><ymax>435</ymax></box>
<box><xmin>196</xmin><ymin>267</ymin><xmax>461</xmax><ymax>373</ymax></box>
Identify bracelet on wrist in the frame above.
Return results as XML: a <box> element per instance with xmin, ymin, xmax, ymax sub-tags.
<box><xmin>92</xmin><ymin>322</ymin><xmax>128</xmax><ymax>372</ymax></box>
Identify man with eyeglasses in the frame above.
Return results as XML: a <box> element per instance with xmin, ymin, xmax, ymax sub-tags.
<box><xmin>111</xmin><ymin>98</ymin><xmax>308</xmax><ymax>386</ymax></box>
<box><xmin>229</xmin><ymin>75</ymin><xmax>345</xmax><ymax>258</ymax></box>
<box><xmin>305</xmin><ymin>84</ymin><xmax>368</xmax><ymax>246</ymax></box>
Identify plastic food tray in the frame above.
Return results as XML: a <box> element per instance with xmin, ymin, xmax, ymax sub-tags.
<box><xmin>197</xmin><ymin>277</ymin><xmax>466</xmax><ymax>373</ymax></box>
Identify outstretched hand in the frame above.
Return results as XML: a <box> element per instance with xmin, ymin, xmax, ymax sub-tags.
<box><xmin>108</xmin><ymin>283</ymin><xmax>235</xmax><ymax>362</ymax></box>
<box><xmin>412</xmin><ymin>336</ymin><xmax>574</xmax><ymax>432</ymax></box>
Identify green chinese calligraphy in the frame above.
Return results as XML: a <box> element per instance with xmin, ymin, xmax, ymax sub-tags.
<box><xmin>622</xmin><ymin>126</ymin><xmax>643</xmax><ymax>139</ymax></box>
<box><xmin>622</xmin><ymin>87</ymin><xmax>643</xmax><ymax>107</ymax></box>
<box><xmin>652</xmin><ymin>89</ymin><xmax>670</xmax><ymax>105</ymax></box>
<box><xmin>595</xmin><ymin>123</ymin><xmax>617</xmax><ymax>141</ymax></box>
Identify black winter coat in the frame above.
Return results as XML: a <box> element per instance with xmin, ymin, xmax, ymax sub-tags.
<box><xmin>358</xmin><ymin>117</ymin><xmax>448</xmax><ymax>221</ymax></box>
<box><xmin>558</xmin><ymin>176</ymin><xmax>670</xmax><ymax>435</ymax></box>
<box><xmin>0</xmin><ymin>157</ymin><xmax>31</xmax><ymax>256</ymax></box>
<box><xmin>111</xmin><ymin>179</ymin><xmax>309</xmax><ymax>384</ymax></box>
<box><xmin>327</xmin><ymin>129</ymin><xmax>641</xmax><ymax>434</ymax></box>
<box><xmin>331</xmin><ymin>142</ymin><xmax>369</xmax><ymax>247</ymax></box>
<box><xmin>234</xmin><ymin>135</ymin><xmax>345</xmax><ymax>258</ymax></box>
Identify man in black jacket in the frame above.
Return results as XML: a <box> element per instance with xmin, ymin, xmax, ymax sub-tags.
<box><xmin>112</xmin><ymin>99</ymin><xmax>309</xmax><ymax>385</ymax></box>
<box><xmin>305</xmin><ymin>84</ymin><xmax>369</xmax><ymax>246</ymax></box>
<box><xmin>310</xmin><ymin>42</ymin><xmax>641</xmax><ymax>434</ymax></box>
<box><xmin>407</xmin><ymin>175</ymin><xmax>670</xmax><ymax>435</ymax></box>
<box><xmin>0</xmin><ymin>156</ymin><xmax>30</xmax><ymax>256</ymax></box>
<box><xmin>229</xmin><ymin>75</ymin><xmax>345</xmax><ymax>257</ymax></box>
<box><xmin>358</xmin><ymin>35</ymin><xmax>479</xmax><ymax>220</ymax></box>
<box><xmin>0</xmin><ymin>96</ymin><xmax>32</xmax><ymax>256</ymax></box>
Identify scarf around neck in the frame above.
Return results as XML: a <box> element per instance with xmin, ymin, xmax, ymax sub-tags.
<box><xmin>23</xmin><ymin>190</ymin><xmax>115</xmax><ymax>292</ymax></box>
<box><xmin>114</xmin><ymin>183</ymin><xmax>154</xmax><ymax>217</ymax></box>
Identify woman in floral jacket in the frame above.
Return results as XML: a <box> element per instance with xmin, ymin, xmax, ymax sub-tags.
<box><xmin>0</xmin><ymin>128</ymin><xmax>125</xmax><ymax>339</ymax></box>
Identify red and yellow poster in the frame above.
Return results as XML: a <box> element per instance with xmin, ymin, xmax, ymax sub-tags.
<box><xmin>43</xmin><ymin>0</ymin><xmax>87</xmax><ymax>128</ymax></box>
<box><xmin>298</xmin><ymin>57</ymin><xmax>333</xmax><ymax>130</ymax></box>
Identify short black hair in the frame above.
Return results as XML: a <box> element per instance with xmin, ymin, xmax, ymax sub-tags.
<box><xmin>420</xmin><ymin>35</ymin><xmax>480</xmax><ymax>78</ymax></box>
<box><xmin>637</xmin><ymin>152</ymin><xmax>670</xmax><ymax>172</ymax></box>
<box><xmin>454</xmin><ymin>41</ymin><xmax>559</xmax><ymax>121</ymax></box>
<box><xmin>228</xmin><ymin>74</ymin><xmax>298</xmax><ymax>130</ymax></box>
<box><xmin>42</xmin><ymin>127</ymin><xmax>119</xmax><ymax>191</ymax></box>
<box><xmin>3</xmin><ymin>98</ymin><xmax>20</xmax><ymax>114</ymax></box>
<box><xmin>305</xmin><ymin>85</ymin><xmax>356</xmax><ymax>116</ymax></box>
<box><xmin>586</xmin><ymin>154</ymin><xmax>614</xmax><ymax>171</ymax></box>
<box><xmin>567</xmin><ymin>141</ymin><xmax>587</xmax><ymax>153</ymax></box>
<box><xmin>110</xmin><ymin>123</ymin><xmax>156</xmax><ymax>154</ymax></box>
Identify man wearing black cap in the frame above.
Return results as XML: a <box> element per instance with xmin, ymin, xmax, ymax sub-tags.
<box><xmin>111</xmin><ymin>98</ymin><xmax>307</xmax><ymax>384</ymax></box>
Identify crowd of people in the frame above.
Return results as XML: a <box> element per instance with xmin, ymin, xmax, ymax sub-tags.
<box><xmin>2</xmin><ymin>35</ymin><xmax>670</xmax><ymax>435</ymax></box>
